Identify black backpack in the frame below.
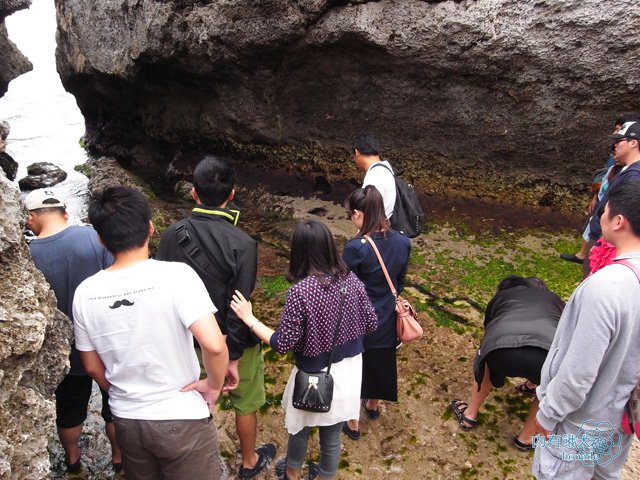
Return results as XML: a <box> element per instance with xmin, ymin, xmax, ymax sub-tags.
<box><xmin>371</xmin><ymin>163</ymin><xmax>425</xmax><ymax>238</ymax></box>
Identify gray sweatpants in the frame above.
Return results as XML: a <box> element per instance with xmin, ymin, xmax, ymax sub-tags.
<box><xmin>532</xmin><ymin>422</ymin><xmax>634</xmax><ymax>480</ymax></box>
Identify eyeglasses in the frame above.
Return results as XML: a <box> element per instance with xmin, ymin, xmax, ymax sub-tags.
<box><xmin>614</xmin><ymin>137</ymin><xmax>632</xmax><ymax>145</ymax></box>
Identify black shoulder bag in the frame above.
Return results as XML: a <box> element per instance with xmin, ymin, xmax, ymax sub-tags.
<box><xmin>291</xmin><ymin>280</ymin><xmax>347</xmax><ymax>413</ymax></box>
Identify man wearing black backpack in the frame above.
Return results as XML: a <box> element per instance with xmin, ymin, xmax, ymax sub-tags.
<box><xmin>352</xmin><ymin>133</ymin><xmax>396</xmax><ymax>219</ymax></box>
<box><xmin>352</xmin><ymin>133</ymin><xmax>425</xmax><ymax>238</ymax></box>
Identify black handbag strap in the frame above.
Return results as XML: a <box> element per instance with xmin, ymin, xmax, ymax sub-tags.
<box><xmin>325</xmin><ymin>279</ymin><xmax>347</xmax><ymax>375</ymax></box>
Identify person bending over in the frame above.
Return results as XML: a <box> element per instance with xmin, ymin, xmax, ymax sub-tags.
<box><xmin>450</xmin><ymin>276</ymin><xmax>564</xmax><ymax>451</ymax></box>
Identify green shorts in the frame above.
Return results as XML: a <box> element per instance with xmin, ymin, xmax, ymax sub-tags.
<box><xmin>227</xmin><ymin>344</ymin><xmax>266</xmax><ymax>416</ymax></box>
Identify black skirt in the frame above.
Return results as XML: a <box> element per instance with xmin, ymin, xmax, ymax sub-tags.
<box><xmin>484</xmin><ymin>346</ymin><xmax>548</xmax><ymax>388</ymax></box>
<box><xmin>360</xmin><ymin>346</ymin><xmax>398</xmax><ymax>402</ymax></box>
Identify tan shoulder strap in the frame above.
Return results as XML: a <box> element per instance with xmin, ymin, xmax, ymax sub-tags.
<box><xmin>364</xmin><ymin>235</ymin><xmax>397</xmax><ymax>297</ymax></box>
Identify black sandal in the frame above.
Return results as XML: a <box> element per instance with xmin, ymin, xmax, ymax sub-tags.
<box><xmin>515</xmin><ymin>381</ymin><xmax>537</xmax><ymax>396</ymax></box>
<box><xmin>449</xmin><ymin>399</ymin><xmax>478</xmax><ymax>431</ymax></box>
<box><xmin>513</xmin><ymin>436</ymin><xmax>534</xmax><ymax>452</ymax></box>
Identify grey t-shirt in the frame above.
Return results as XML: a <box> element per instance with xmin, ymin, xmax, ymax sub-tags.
<box><xmin>29</xmin><ymin>225</ymin><xmax>113</xmax><ymax>375</ymax></box>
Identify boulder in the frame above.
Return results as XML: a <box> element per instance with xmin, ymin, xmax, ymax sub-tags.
<box><xmin>0</xmin><ymin>151</ymin><xmax>17</xmax><ymax>180</ymax></box>
<box><xmin>0</xmin><ymin>122</ymin><xmax>18</xmax><ymax>180</ymax></box>
<box><xmin>0</xmin><ymin>174</ymin><xmax>72</xmax><ymax>479</ymax></box>
<box><xmin>0</xmin><ymin>120</ymin><xmax>9</xmax><ymax>141</ymax></box>
<box><xmin>18</xmin><ymin>162</ymin><xmax>68</xmax><ymax>190</ymax></box>
<box><xmin>83</xmin><ymin>156</ymin><xmax>148</xmax><ymax>196</ymax></box>
<box><xmin>174</xmin><ymin>180</ymin><xmax>194</xmax><ymax>203</ymax></box>
<box><xmin>54</xmin><ymin>0</ymin><xmax>640</xmax><ymax>210</ymax></box>
<box><xmin>0</xmin><ymin>1</ymin><xmax>33</xmax><ymax>96</ymax></box>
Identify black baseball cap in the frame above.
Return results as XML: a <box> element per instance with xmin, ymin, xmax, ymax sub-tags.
<box><xmin>609</xmin><ymin>121</ymin><xmax>640</xmax><ymax>140</ymax></box>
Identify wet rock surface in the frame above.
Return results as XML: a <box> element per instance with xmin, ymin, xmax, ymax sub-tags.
<box><xmin>18</xmin><ymin>162</ymin><xmax>68</xmax><ymax>190</ymax></box>
<box><xmin>0</xmin><ymin>0</ymin><xmax>33</xmax><ymax>96</ymax></box>
<box><xmin>55</xmin><ymin>0</ymin><xmax>639</xmax><ymax>211</ymax></box>
<box><xmin>0</xmin><ymin>120</ymin><xmax>16</xmax><ymax>179</ymax></box>
<box><xmin>0</xmin><ymin>153</ymin><xmax>17</xmax><ymax>180</ymax></box>
<box><xmin>173</xmin><ymin>179</ymin><xmax>193</xmax><ymax>203</ymax></box>
<box><xmin>0</xmin><ymin>119</ymin><xmax>8</xmax><ymax>140</ymax></box>
<box><xmin>0</xmin><ymin>174</ymin><xmax>72</xmax><ymax>479</ymax></box>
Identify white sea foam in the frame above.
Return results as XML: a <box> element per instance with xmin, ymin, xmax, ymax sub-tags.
<box><xmin>0</xmin><ymin>0</ymin><xmax>89</xmax><ymax>223</ymax></box>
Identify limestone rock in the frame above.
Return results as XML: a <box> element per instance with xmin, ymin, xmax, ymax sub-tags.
<box><xmin>174</xmin><ymin>180</ymin><xmax>194</xmax><ymax>203</ymax></box>
<box><xmin>0</xmin><ymin>174</ymin><xmax>72</xmax><ymax>479</ymax></box>
<box><xmin>0</xmin><ymin>120</ymin><xmax>9</xmax><ymax>141</ymax></box>
<box><xmin>55</xmin><ymin>0</ymin><xmax>640</xmax><ymax>210</ymax></box>
<box><xmin>0</xmin><ymin>1</ymin><xmax>32</xmax><ymax>96</ymax></box>
<box><xmin>1</xmin><ymin>122</ymin><xmax>18</xmax><ymax>180</ymax></box>
<box><xmin>0</xmin><ymin>152</ymin><xmax>17</xmax><ymax>180</ymax></box>
<box><xmin>83</xmin><ymin>156</ymin><xmax>148</xmax><ymax>196</ymax></box>
<box><xmin>18</xmin><ymin>162</ymin><xmax>68</xmax><ymax>190</ymax></box>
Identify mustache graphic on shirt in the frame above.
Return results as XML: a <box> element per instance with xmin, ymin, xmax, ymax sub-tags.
<box><xmin>109</xmin><ymin>299</ymin><xmax>135</xmax><ymax>309</ymax></box>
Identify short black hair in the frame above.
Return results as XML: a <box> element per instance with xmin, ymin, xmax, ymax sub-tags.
<box><xmin>352</xmin><ymin>133</ymin><xmax>380</xmax><ymax>156</ymax></box>
<box><xmin>344</xmin><ymin>186</ymin><xmax>390</xmax><ymax>236</ymax></box>
<box><xmin>525</xmin><ymin>277</ymin><xmax>549</xmax><ymax>290</ymax></box>
<box><xmin>29</xmin><ymin>207</ymin><xmax>66</xmax><ymax>215</ymax></box>
<box><xmin>605</xmin><ymin>180</ymin><xmax>640</xmax><ymax>237</ymax></box>
<box><xmin>287</xmin><ymin>220</ymin><xmax>347</xmax><ymax>283</ymax></box>
<box><xmin>192</xmin><ymin>155</ymin><xmax>235</xmax><ymax>207</ymax></box>
<box><xmin>89</xmin><ymin>187</ymin><xmax>152</xmax><ymax>254</ymax></box>
<box><xmin>496</xmin><ymin>275</ymin><xmax>530</xmax><ymax>291</ymax></box>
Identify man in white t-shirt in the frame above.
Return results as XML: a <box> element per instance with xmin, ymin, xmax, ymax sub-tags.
<box><xmin>352</xmin><ymin>132</ymin><xmax>396</xmax><ymax>219</ymax></box>
<box><xmin>72</xmin><ymin>187</ymin><xmax>228</xmax><ymax>480</ymax></box>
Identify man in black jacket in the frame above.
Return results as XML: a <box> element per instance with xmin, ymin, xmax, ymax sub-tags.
<box><xmin>156</xmin><ymin>156</ymin><xmax>275</xmax><ymax>479</ymax></box>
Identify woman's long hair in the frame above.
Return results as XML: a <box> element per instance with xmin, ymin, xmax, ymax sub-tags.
<box><xmin>345</xmin><ymin>185</ymin><xmax>390</xmax><ymax>237</ymax></box>
<box><xmin>287</xmin><ymin>220</ymin><xmax>347</xmax><ymax>283</ymax></box>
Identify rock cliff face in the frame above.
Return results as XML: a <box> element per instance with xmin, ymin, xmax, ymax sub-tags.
<box><xmin>0</xmin><ymin>0</ymin><xmax>32</xmax><ymax>96</ymax></box>
<box><xmin>55</xmin><ymin>0</ymin><xmax>640</xmax><ymax>210</ymax></box>
<box><xmin>0</xmin><ymin>174</ymin><xmax>72</xmax><ymax>479</ymax></box>
<box><xmin>1</xmin><ymin>2</ymin><xmax>71</xmax><ymax>478</ymax></box>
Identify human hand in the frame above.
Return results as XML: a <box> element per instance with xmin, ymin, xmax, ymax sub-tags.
<box><xmin>534</xmin><ymin>418</ymin><xmax>552</xmax><ymax>439</ymax></box>
<box><xmin>180</xmin><ymin>379</ymin><xmax>222</xmax><ymax>412</ymax></box>
<box><xmin>223</xmin><ymin>359</ymin><xmax>240</xmax><ymax>392</ymax></box>
<box><xmin>230</xmin><ymin>290</ymin><xmax>253</xmax><ymax>323</ymax></box>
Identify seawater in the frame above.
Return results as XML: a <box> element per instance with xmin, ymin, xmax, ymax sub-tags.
<box><xmin>0</xmin><ymin>0</ymin><xmax>89</xmax><ymax>223</ymax></box>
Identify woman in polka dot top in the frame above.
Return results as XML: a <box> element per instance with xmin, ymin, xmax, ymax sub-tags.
<box><xmin>231</xmin><ymin>219</ymin><xmax>377</xmax><ymax>480</ymax></box>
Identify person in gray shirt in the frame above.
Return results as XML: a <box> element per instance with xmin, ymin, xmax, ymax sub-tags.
<box><xmin>25</xmin><ymin>188</ymin><xmax>121</xmax><ymax>477</ymax></box>
<box><xmin>533</xmin><ymin>180</ymin><xmax>640</xmax><ymax>479</ymax></box>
